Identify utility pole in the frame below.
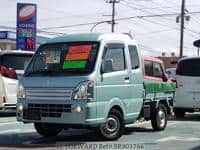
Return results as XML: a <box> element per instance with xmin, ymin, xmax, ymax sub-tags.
<box><xmin>179</xmin><ymin>0</ymin><xmax>185</xmax><ymax>58</ymax></box>
<box><xmin>107</xmin><ymin>0</ymin><xmax>119</xmax><ymax>32</ymax></box>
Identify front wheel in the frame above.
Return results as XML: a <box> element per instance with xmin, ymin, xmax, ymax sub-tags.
<box><xmin>34</xmin><ymin>123</ymin><xmax>63</xmax><ymax>137</ymax></box>
<box><xmin>98</xmin><ymin>109</ymin><xmax>124</xmax><ymax>140</ymax></box>
<box><xmin>151</xmin><ymin>104</ymin><xmax>168</xmax><ymax>131</ymax></box>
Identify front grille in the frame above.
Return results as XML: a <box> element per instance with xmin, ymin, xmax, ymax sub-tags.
<box><xmin>27</xmin><ymin>103</ymin><xmax>71</xmax><ymax>118</ymax></box>
<box><xmin>26</xmin><ymin>88</ymin><xmax>73</xmax><ymax>101</ymax></box>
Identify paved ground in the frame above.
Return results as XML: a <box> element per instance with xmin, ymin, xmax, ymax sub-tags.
<box><xmin>0</xmin><ymin>113</ymin><xmax>200</xmax><ymax>150</ymax></box>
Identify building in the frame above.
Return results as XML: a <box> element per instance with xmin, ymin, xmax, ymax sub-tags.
<box><xmin>157</xmin><ymin>56</ymin><xmax>179</xmax><ymax>69</ymax></box>
<box><xmin>0</xmin><ymin>31</ymin><xmax>49</xmax><ymax>50</ymax></box>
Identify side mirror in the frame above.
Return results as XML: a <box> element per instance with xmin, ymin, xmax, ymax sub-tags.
<box><xmin>101</xmin><ymin>59</ymin><xmax>114</xmax><ymax>73</ymax></box>
<box><xmin>24</xmin><ymin>60</ymin><xmax>30</xmax><ymax>71</ymax></box>
<box><xmin>162</xmin><ymin>73</ymin><xmax>168</xmax><ymax>82</ymax></box>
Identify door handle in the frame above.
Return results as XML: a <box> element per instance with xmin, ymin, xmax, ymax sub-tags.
<box><xmin>124</xmin><ymin>76</ymin><xmax>130</xmax><ymax>80</ymax></box>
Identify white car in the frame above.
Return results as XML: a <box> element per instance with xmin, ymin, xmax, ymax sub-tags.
<box><xmin>174</xmin><ymin>57</ymin><xmax>200</xmax><ymax>118</ymax></box>
<box><xmin>0</xmin><ymin>50</ymin><xmax>33</xmax><ymax>113</ymax></box>
<box><xmin>166</xmin><ymin>68</ymin><xmax>176</xmax><ymax>80</ymax></box>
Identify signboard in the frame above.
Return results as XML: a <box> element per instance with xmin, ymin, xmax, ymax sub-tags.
<box><xmin>193</xmin><ymin>39</ymin><xmax>200</xmax><ymax>48</ymax></box>
<box><xmin>17</xmin><ymin>3</ymin><xmax>37</xmax><ymax>51</ymax></box>
<box><xmin>0</xmin><ymin>31</ymin><xmax>8</xmax><ymax>39</ymax></box>
<box><xmin>63</xmin><ymin>45</ymin><xmax>92</xmax><ymax>69</ymax></box>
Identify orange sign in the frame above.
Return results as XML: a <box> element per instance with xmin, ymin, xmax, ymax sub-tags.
<box><xmin>65</xmin><ymin>53</ymin><xmax>89</xmax><ymax>61</ymax></box>
<box><xmin>68</xmin><ymin>45</ymin><xmax>92</xmax><ymax>54</ymax></box>
<box><xmin>65</xmin><ymin>44</ymin><xmax>92</xmax><ymax>61</ymax></box>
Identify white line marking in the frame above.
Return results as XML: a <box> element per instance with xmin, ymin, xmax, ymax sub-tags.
<box><xmin>0</xmin><ymin>129</ymin><xmax>35</xmax><ymax>134</ymax></box>
<box><xmin>0</xmin><ymin>122</ymin><xmax>19</xmax><ymax>126</ymax></box>
<box><xmin>126</xmin><ymin>120</ymin><xmax>179</xmax><ymax>128</ymax></box>
<box><xmin>157</xmin><ymin>136</ymin><xmax>200</xmax><ymax>142</ymax></box>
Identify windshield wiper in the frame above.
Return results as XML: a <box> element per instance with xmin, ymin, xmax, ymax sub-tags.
<box><xmin>25</xmin><ymin>69</ymin><xmax>58</xmax><ymax>76</ymax></box>
<box><xmin>62</xmin><ymin>69</ymin><xmax>91</xmax><ymax>74</ymax></box>
<box><xmin>25</xmin><ymin>69</ymin><xmax>91</xmax><ymax>76</ymax></box>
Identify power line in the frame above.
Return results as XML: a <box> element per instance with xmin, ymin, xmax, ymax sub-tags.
<box><xmin>136</xmin><ymin>18</ymin><xmax>176</xmax><ymax>29</ymax></box>
<box><xmin>190</xmin><ymin>17</ymin><xmax>200</xmax><ymax>26</ymax></box>
<box><xmin>121</xmin><ymin>0</ymin><xmax>178</xmax><ymax>21</ymax></box>
<box><xmin>150</xmin><ymin>1</ymin><xmax>178</xmax><ymax>13</ymax></box>
<box><xmin>0</xmin><ymin>25</ymin><xmax>65</xmax><ymax>36</ymax></box>
<box><xmin>120</xmin><ymin>1</ymin><xmax>179</xmax><ymax>26</ymax></box>
<box><xmin>185</xmin><ymin>27</ymin><xmax>200</xmax><ymax>36</ymax></box>
<box><xmin>139</xmin><ymin>44</ymin><xmax>163</xmax><ymax>54</ymax></box>
<box><xmin>124</xmin><ymin>0</ymin><xmax>177</xmax><ymax>13</ymax></box>
<box><xmin>137</xmin><ymin>18</ymin><xmax>197</xmax><ymax>44</ymax></box>
<box><xmin>163</xmin><ymin>0</ymin><xmax>178</xmax><ymax>6</ymax></box>
<box><xmin>119</xmin><ymin>1</ymin><xmax>200</xmax><ymax>43</ymax></box>
<box><xmin>40</xmin><ymin>21</ymin><xmax>104</xmax><ymax>30</ymax></box>
<box><xmin>136</xmin><ymin>28</ymin><xmax>177</xmax><ymax>36</ymax></box>
<box><xmin>39</xmin><ymin>11</ymin><xmax>200</xmax><ymax>31</ymax></box>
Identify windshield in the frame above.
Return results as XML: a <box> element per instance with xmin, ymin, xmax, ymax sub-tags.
<box><xmin>176</xmin><ymin>58</ymin><xmax>200</xmax><ymax>76</ymax></box>
<box><xmin>25</xmin><ymin>42</ymin><xmax>99</xmax><ymax>76</ymax></box>
<box><xmin>0</xmin><ymin>54</ymin><xmax>33</xmax><ymax>70</ymax></box>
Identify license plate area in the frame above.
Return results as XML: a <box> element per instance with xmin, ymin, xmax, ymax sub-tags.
<box><xmin>23</xmin><ymin>109</ymin><xmax>41</xmax><ymax>120</ymax></box>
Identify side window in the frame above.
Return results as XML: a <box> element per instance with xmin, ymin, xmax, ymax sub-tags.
<box><xmin>144</xmin><ymin>60</ymin><xmax>153</xmax><ymax>76</ymax></box>
<box><xmin>103</xmin><ymin>44</ymin><xmax>126</xmax><ymax>73</ymax></box>
<box><xmin>128</xmin><ymin>45</ymin><xmax>140</xmax><ymax>69</ymax></box>
<box><xmin>153</xmin><ymin>62</ymin><xmax>163</xmax><ymax>78</ymax></box>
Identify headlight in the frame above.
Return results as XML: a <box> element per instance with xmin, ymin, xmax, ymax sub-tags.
<box><xmin>17</xmin><ymin>82</ymin><xmax>26</xmax><ymax>99</ymax></box>
<box><xmin>73</xmin><ymin>81</ymin><xmax>94</xmax><ymax>100</ymax></box>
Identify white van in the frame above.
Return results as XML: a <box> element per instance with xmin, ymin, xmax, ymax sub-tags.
<box><xmin>166</xmin><ymin>68</ymin><xmax>176</xmax><ymax>80</ymax></box>
<box><xmin>0</xmin><ymin>50</ymin><xmax>33</xmax><ymax>113</ymax></box>
<box><xmin>174</xmin><ymin>57</ymin><xmax>200</xmax><ymax>118</ymax></box>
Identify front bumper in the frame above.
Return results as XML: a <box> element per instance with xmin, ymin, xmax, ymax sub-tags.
<box><xmin>0</xmin><ymin>103</ymin><xmax>16</xmax><ymax>113</ymax></box>
<box><xmin>16</xmin><ymin>100</ymin><xmax>104</xmax><ymax>126</ymax></box>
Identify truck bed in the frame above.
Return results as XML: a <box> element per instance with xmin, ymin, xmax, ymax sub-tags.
<box><xmin>143</xmin><ymin>81</ymin><xmax>176</xmax><ymax>100</ymax></box>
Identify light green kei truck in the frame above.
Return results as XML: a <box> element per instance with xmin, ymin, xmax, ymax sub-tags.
<box><xmin>16</xmin><ymin>33</ymin><xmax>176</xmax><ymax>140</ymax></box>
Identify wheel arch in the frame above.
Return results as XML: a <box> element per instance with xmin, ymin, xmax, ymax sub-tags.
<box><xmin>158</xmin><ymin>99</ymin><xmax>171</xmax><ymax>115</ymax></box>
<box><xmin>104</xmin><ymin>97</ymin><xmax>126</xmax><ymax>122</ymax></box>
<box><xmin>109</xmin><ymin>105</ymin><xmax>124</xmax><ymax>119</ymax></box>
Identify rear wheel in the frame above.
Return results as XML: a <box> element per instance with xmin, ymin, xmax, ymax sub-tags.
<box><xmin>98</xmin><ymin>109</ymin><xmax>124</xmax><ymax>140</ymax></box>
<box><xmin>151</xmin><ymin>104</ymin><xmax>168</xmax><ymax>131</ymax></box>
<box><xmin>174</xmin><ymin>108</ymin><xmax>185</xmax><ymax>118</ymax></box>
<box><xmin>34</xmin><ymin>123</ymin><xmax>63</xmax><ymax>137</ymax></box>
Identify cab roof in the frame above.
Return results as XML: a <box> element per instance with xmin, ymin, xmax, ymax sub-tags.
<box><xmin>46</xmin><ymin>33</ymin><xmax>134</xmax><ymax>44</ymax></box>
<box><xmin>142</xmin><ymin>55</ymin><xmax>163</xmax><ymax>64</ymax></box>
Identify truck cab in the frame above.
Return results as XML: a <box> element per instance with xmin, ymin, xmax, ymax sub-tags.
<box><xmin>16</xmin><ymin>33</ymin><xmax>175</xmax><ymax>140</ymax></box>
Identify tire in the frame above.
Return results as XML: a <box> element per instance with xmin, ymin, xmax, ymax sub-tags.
<box><xmin>174</xmin><ymin>108</ymin><xmax>185</xmax><ymax>118</ymax></box>
<box><xmin>34</xmin><ymin>123</ymin><xmax>63</xmax><ymax>137</ymax></box>
<box><xmin>98</xmin><ymin>109</ymin><xmax>124</xmax><ymax>140</ymax></box>
<box><xmin>151</xmin><ymin>104</ymin><xmax>168</xmax><ymax>131</ymax></box>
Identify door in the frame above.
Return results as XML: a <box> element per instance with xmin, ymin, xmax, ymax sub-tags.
<box><xmin>96</xmin><ymin>43</ymin><xmax>131</xmax><ymax>120</ymax></box>
<box><xmin>175</xmin><ymin>59</ymin><xmax>200</xmax><ymax>108</ymax></box>
<box><xmin>128</xmin><ymin>45</ymin><xmax>143</xmax><ymax>117</ymax></box>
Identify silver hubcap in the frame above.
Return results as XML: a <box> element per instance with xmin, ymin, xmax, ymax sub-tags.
<box><xmin>106</xmin><ymin>117</ymin><xmax>118</xmax><ymax>132</ymax></box>
<box><xmin>100</xmin><ymin>115</ymin><xmax>120</xmax><ymax>137</ymax></box>
<box><xmin>158</xmin><ymin>109</ymin><xmax>166</xmax><ymax>128</ymax></box>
